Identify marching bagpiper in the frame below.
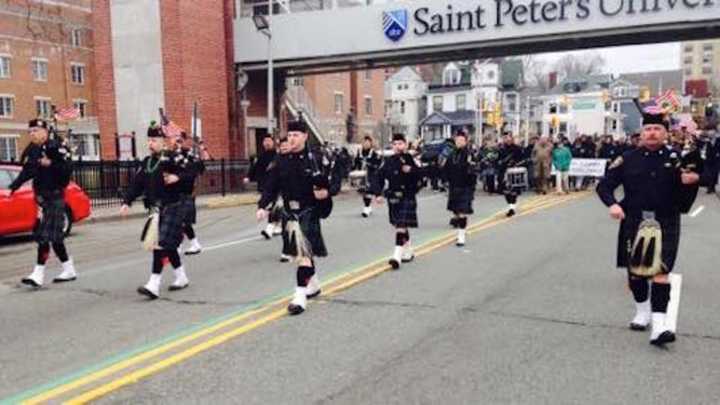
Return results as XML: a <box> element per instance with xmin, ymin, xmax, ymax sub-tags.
<box><xmin>120</xmin><ymin>124</ymin><xmax>194</xmax><ymax>299</ymax></box>
<box><xmin>442</xmin><ymin>130</ymin><xmax>477</xmax><ymax>247</ymax></box>
<box><xmin>177</xmin><ymin>132</ymin><xmax>209</xmax><ymax>255</ymax></box>
<box><xmin>372</xmin><ymin>133</ymin><xmax>421</xmax><ymax>270</ymax></box>
<box><xmin>256</xmin><ymin>120</ymin><xmax>333</xmax><ymax>315</ymax></box>
<box><xmin>246</xmin><ymin>134</ymin><xmax>281</xmax><ymax>239</ymax></box>
<box><xmin>353</xmin><ymin>136</ymin><xmax>382</xmax><ymax>218</ymax></box>
<box><xmin>597</xmin><ymin>108</ymin><xmax>702</xmax><ymax>346</ymax></box>
<box><xmin>8</xmin><ymin>119</ymin><xmax>77</xmax><ymax>288</ymax></box>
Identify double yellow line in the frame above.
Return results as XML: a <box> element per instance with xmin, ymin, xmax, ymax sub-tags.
<box><xmin>19</xmin><ymin>192</ymin><xmax>587</xmax><ymax>404</ymax></box>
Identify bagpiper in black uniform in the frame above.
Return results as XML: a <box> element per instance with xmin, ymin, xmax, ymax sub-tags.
<box><xmin>371</xmin><ymin>133</ymin><xmax>421</xmax><ymax>270</ymax></box>
<box><xmin>247</xmin><ymin>134</ymin><xmax>280</xmax><ymax>239</ymax></box>
<box><xmin>597</xmin><ymin>110</ymin><xmax>702</xmax><ymax>346</ymax></box>
<box><xmin>256</xmin><ymin>120</ymin><xmax>333</xmax><ymax>315</ymax></box>
<box><xmin>177</xmin><ymin>132</ymin><xmax>207</xmax><ymax>255</ymax></box>
<box><xmin>121</xmin><ymin>125</ymin><xmax>195</xmax><ymax>299</ymax></box>
<box><xmin>9</xmin><ymin>119</ymin><xmax>76</xmax><ymax>288</ymax></box>
<box><xmin>497</xmin><ymin>134</ymin><xmax>525</xmax><ymax>217</ymax></box>
<box><xmin>442</xmin><ymin>130</ymin><xmax>477</xmax><ymax>247</ymax></box>
<box><xmin>274</xmin><ymin>137</ymin><xmax>294</xmax><ymax>263</ymax></box>
<box><xmin>353</xmin><ymin>135</ymin><xmax>382</xmax><ymax>218</ymax></box>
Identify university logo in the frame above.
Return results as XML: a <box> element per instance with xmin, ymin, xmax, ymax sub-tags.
<box><xmin>383</xmin><ymin>9</ymin><xmax>408</xmax><ymax>42</ymax></box>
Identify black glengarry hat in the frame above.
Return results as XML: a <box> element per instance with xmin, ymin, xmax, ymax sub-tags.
<box><xmin>147</xmin><ymin>123</ymin><xmax>164</xmax><ymax>138</ymax></box>
<box><xmin>28</xmin><ymin>118</ymin><xmax>48</xmax><ymax>129</ymax></box>
<box><xmin>392</xmin><ymin>133</ymin><xmax>406</xmax><ymax>142</ymax></box>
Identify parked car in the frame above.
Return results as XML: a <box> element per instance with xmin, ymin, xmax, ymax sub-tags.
<box><xmin>0</xmin><ymin>165</ymin><xmax>91</xmax><ymax>237</ymax></box>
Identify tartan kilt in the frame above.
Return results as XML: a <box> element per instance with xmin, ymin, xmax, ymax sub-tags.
<box><xmin>388</xmin><ymin>196</ymin><xmax>418</xmax><ymax>228</ymax></box>
<box><xmin>180</xmin><ymin>196</ymin><xmax>197</xmax><ymax>225</ymax></box>
<box><xmin>616</xmin><ymin>214</ymin><xmax>681</xmax><ymax>273</ymax></box>
<box><xmin>447</xmin><ymin>186</ymin><xmax>474</xmax><ymax>215</ymax></box>
<box><xmin>283</xmin><ymin>208</ymin><xmax>327</xmax><ymax>258</ymax></box>
<box><xmin>158</xmin><ymin>201</ymin><xmax>192</xmax><ymax>250</ymax></box>
<box><xmin>34</xmin><ymin>196</ymin><xmax>67</xmax><ymax>244</ymax></box>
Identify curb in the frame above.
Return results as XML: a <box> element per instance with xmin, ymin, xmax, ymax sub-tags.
<box><xmin>78</xmin><ymin>194</ymin><xmax>261</xmax><ymax>227</ymax></box>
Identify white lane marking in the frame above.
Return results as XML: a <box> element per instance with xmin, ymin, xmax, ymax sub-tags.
<box><xmin>666</xmin><ymin>273</ymin><xmax>683</xmax><ymax>333</ymax></box>
<box><xmin>689</xmin><ymin>205</ymin><xmax>705</xmax><ymax>218</ymax></box>
<box><xmin>204</xmin><ymin>236</ymin><xmax>263</xmax><ymax>252</ymax></box>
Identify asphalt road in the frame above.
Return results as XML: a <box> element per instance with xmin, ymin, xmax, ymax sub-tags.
<box><xmin>1</xmin><ymin>190</ymin><xmax>719</xmax><ymax>404</ymax></box>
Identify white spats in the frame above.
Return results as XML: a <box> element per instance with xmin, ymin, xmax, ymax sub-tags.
<box><xmin>22</xmin><ymin>265</ymin><xmax>45</xmax><ymax>288</ymax></box>
<box><xmin>650</xmin><ymin>312</ymin><xmax>668</xmax><ymax>340</ymax></box>
<box><xmin>630</xmin><ymin>300</ymin><xmax>651</xmax><ymax>330</ymax></box>
<box><xmin>272</xmin><ymin>223</ymin><xmax>283</xmax><ymax>236</ymax></box>
<box><xmin>362</xmin><ymin>206</ymin><xmax>372</xmax><ymax>218</ymax></box>
<box><xmin>456</xmin><ymin>229</ymin><xmax>466</xmax><ymax>247</ymax></box>
<box><xmin>401</xmin><ymin>244</ymin><xmax>414</xmax><ymax>263</ymax></box>
<box><xmin>288</xmin><ymin>287</ymin><xmax>307</xmax><ymax>315</ymax></box>
<box><xmin>389</xmin><ymin>246</ymin><xmax>403</xmax><ymax>269</ymax></box>
<box><xmin>53</xmin><ymin>259</ymin><xmax>77</xmax><ymax>283</ymax></box>
<box><xmin>169</xmin><ymin>266</ymin><xmax>189</xmax><ymax>291</ymax></box>
<box><xmin>184</xmin><ymin>239</ymin><xmax>203</xmax><ymax>256</ymax></box>
<box><xmin>280</xmin><ymin>253</ymin><xmax>292</xmax><ymax>263</ymax></box>
<box><xmin>138</xmin><ymin>274</ymin><xmax>162</xmax><ymax>299</ymax></box>
<box><xmin>666</xmin><ymin>274</ymin><xmax>683</xmax><ymax>333</ymax></box>
<box><xmin>306</xmin><ymin>275</ymin><xmax>321</xmax><ymax>299</ymax></box>
<box><xmin>261</xmin><ymin>224</ymin><xmax>275</xmax><ymax>240</ymax></box>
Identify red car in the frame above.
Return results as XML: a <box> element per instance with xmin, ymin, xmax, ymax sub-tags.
<box><xmin>0</xmin><ymin>164</ymin><xmax>91</xmax><ymax>237</ymax></box>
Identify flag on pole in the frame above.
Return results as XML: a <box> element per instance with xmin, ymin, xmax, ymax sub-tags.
<box><xmin>655</xmin><ymin>90</ymin><xmax>682</xmax><ymax>114</ymax></box>
<box><xmin>162</xmin><ymin>121</ymin><xmax>183</xmax><ymax>138</ymax></box>
<box><xmin>54</xmin><ymin>107</ymin><xmax>80</xmax><ymax>121</ymax></box>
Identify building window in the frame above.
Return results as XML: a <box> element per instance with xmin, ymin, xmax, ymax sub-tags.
<box><xmin>0</xmin><ymin>136</ymin><xmax>17</xmax><ymax>161</ymax></box>
<box><xmin>71</xmin><ymin>63</ymin><xmax>85</xmax><ymax>85</ymax></box>
<box><xmin>683</xmin><ymin>57</ymin><xmax>693</xmax><ymax>65</ymax></box>
<box><xmin>334</xmin><ymin>93</ymin><xmax>343</xmax><ymax>114</ymax></box>
<box><xmin>32</xmin><ymin>59</ymin><xmax>48</xmax><ymax>81</ymax></box>
<box><xmin>559</xmin><ymin>104</ymin><xmax>568</xmax><ymax>114</ymax></box>
<box><xmin>0</xmin><ymin>96</ymin><xmax>14</xmax><ymax>118</ymax></box>
<box><xmin>549</xmin><ymin>103</ymin><xmax>558</xmax><ymax>114</ymax></box>
<box><xmin>74</xmin><ymin>100</ymin><xmax>87</xmax><ymax>118</ymax></box>
<box><xmin>685</xmin><ymin>68</ymin><xmax>693</xmax><ymax>76</ymax></box>
<box><xmin>364</xmin><ymin>96</ymin><xmax>373</xmax><ymax>115</ymax></box>
<box><xmin>684</xmin><ymin>45</ymin><xmax>694</xmax><ymax>53</ymax></box>
<box><xmin>702</xmin><ymin>54</ymin><xmax>713</xmax><ymax>64</ymax></box>
<box><xmin>559</xmin><ymin>122</ymin><xmax>568</xmax><ymax>133</ymax></box>
<box><xmin>400</xmin><ymin>101</ymin><xmax>406</xmax><ymax>114</ymax></box>
<box><xmin>364</xmin><ymin>70</ymin><xmax>372</xmax><ymax>80</ymax></box>
<box><xmin>70</xmin><ymin>134</ymin><xmax>99</xmax><ymax>159</ymax></box>
<box><xmin>0</xmin><ymin>56</ymin><xmax>10</xmax><ymax>79</ymax></box>
<box><xmin>456</xmin><ymin>94</ymin><xmax>467</xmax><ymax>110</ymax></box>
<box><xmin>36</xmin><ymin>98</ymin><xmax>52</xmax><ymax>118</ymax></box>
<box><xmin>71</xmin><ymin>29</ymin><xmax>82</xmax><ymax>47</ymax></box>
<box><xmin>703</xmin><ymin>43</ymin><xmax>714</xmax><ymax>52</ymax></box>
<box><xmin>443</xmin><ymin>68</ymin><xmax>461</xmax><ymax>85</ymax></box>
<box><xmin>433</xmin><ymin>96</ymin><xmax>443</xmax><ymax>112</ymax></box>
<box><xmin>702</xmin><ymin>67</ymin><xmax>713</xmax><ymax>75</ymax></box>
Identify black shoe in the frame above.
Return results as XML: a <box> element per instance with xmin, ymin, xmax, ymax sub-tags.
<box><xmin>279</xmin><ymin>256</ymin><xmax>290</xmax><ymax>263</ymax></box>
<box><xmin>261</xmin><ymin>230</ymin><xmax>271</xmax><ymax>240</ymax></box>
<box><xmin>306</xmin><ymin>289</ymin><xmax>322</xmax><ymax>299</ymax></box>
<box><xmin>629</xmin><ymin>323</ymin><xmax>648</xmax><ymax>331</ymax></box>
<box><xmin>361</xmin><ymin>212</ymin><xmax>369</xmax><ymax>218</ymax></box>
<box><xmin>53</xmin><ymin>276</ymin><xmax>77</xmax><ymax>284</ymax></box>
<box><xmin>650</xmin><ymin>331</ymin><xmax>676</xmax><ymax>346</ymax></box>
<box><xmin>506</xmin><ymin>209</ymin><xmax>516</xmax><ymax>217</ymax></box>
<box><xmin>401</xmin><ymin>255</ymin><xmax>415</xmax><ymax>263</ymax></box>
<box><xmin>184</xmin><ymin>249</ymin><xmax>202</xmax><ymax>256</ymax></box>
<box><xmin>21</xmin><ymin>278</ymin><xmax>41</xmax><ymax>288</ymax></box>
<box><xmin>456</xmin><ymin>242</ymin><xmax>465</xmax><ymax>247</ymax></box>
<box><xmin>287</xmin><ymin>303</ymin><xmax>305</xmax><ymax>315</ymax></box>
<box><xmin>389</xmin><ymin>259</ymin><xmax>400</xmax><ymax>270</ymax></box>
<box><xmin>168</xmin><ymin>283</ymin><xmax>189</xmax><ymax>291</ymax></box>
<box><xmin>137</xmin><ymin>286</ymin><xmax>159</xmax><ymax>300</ymax></box>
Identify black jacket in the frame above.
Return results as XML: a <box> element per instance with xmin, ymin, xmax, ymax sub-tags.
<box><xmin>10</xmin><ymin>140</ymin><xmax>72</xmax><ymax>198</ymax></box>
<box><xmin>248</xmin><ymin>150</ymin><xmax>277</xmax><ymax>191</ymax></box>
<box><xmin>257</xmin><ymin>147</ymin><xmax>331</xmax><ymax>214</ymax></box>
<box><xmin>442</xmin><ymin>147</ymin><xmax>477</xmax><ymax>189</ymax></box>
<box><xmin>372</xmin><ymin>153</ymin><xmax>421</xmax><ymax>197</ymax></box>
<box><xmin>123</xmin><ymin>151</ymin><xmax>190</xmax><ymax>209</ymax></box>
<box><xmin>597</xmin><ymin>146</ymin><xmax>702</xmax><ymax>216</ymax></box>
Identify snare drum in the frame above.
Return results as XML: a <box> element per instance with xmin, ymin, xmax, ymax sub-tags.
<box><xmin>505</xmin><ymin>167</ymin><xmax>528</xmax><ymax>190</ymax></box>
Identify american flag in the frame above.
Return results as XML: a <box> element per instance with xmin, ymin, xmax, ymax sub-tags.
<box><xmin>162</xmin><ymin>121</ymin><xmax>183</xmax><ymax>138</ymax></box>
<box><xmin>655</xmin><ymin>89</ymin><xmax>682</xmax><ymax>114</ymax></box>
<box><xmin>54</xmin><ymin>107</ymin><xmax>80</xmax><ymax>121</ymax></box>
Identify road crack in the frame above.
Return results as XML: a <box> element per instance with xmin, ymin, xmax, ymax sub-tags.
<box><xmin>320</xmin><ymin>297</ymin><xmax>437</xmax><ymax>310</ymax></box>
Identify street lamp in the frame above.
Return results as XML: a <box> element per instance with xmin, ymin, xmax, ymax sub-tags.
<box><xmin>253</xmin><ymin>5</ymin><xmax>273</xmax><ymax>137</ymax></box>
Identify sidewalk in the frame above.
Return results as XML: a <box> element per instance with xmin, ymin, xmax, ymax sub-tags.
<box><xmin>82</xmin><ymin>193</ymin><xmax>261</xmax><ymax>225</ymax></box>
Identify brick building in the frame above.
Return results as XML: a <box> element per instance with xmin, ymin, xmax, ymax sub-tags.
<box><xmin>0</xmin><ymin>0</ymin><xmax>97</xmax><ymax>161</ymax></box>
<box><xmin>92</xmin><ymin>0</ymin><xmax>237</xmax><ymax>160</ymax></box>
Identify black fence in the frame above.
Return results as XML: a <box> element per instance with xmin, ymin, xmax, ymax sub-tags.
<box><xmin>2</xmin><ymin>159</ymin><xmax>251</xmax><ymax>209</ymax></box>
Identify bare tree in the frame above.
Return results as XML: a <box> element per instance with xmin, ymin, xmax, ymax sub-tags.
<box><xmin>552</xmin><ymin>52</ymin><xmax>607</xmax><ymax>80</ymax></box>
<box><xmin>513</xmin><ymin>55</ymin><xmax>551</xmax><ymax>92</ymax></box>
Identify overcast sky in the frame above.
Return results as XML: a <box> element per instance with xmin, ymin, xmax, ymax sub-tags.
<box><xmin>536</xmin><ymin>42</ymin><xmax>680</xmax><ymax>75</ymax></box>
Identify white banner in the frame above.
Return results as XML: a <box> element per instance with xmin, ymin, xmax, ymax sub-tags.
<box><xmin>552</xmin><ymin>158</ymin><xmax>607</xmax><ymax>177</ymax></box>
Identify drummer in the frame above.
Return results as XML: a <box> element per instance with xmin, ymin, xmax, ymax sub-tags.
<box><xmin>353</xmin><ymin>136</ymin><xmax>382</xmax><ymax>218</ymax></box>
<box><xmin>497</xmin><ymin>134</ymin><xmax>525</xmax><ymax>217</ymax></box>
